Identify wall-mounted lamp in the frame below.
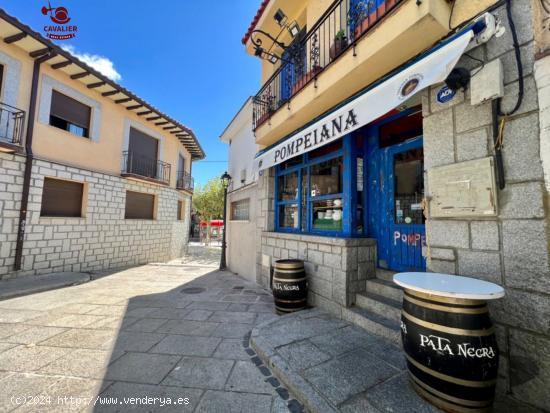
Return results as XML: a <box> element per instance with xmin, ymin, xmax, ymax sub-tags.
<box><xmin>274</xmin><ymin>9</ymin><xmax>287</xmax><ymax>26</ymax></box>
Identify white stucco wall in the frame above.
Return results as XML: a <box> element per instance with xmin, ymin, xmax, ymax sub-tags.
<box><xmin>220</xmin><ymin>97</ymin><xmax>258</xmax><ymax>281</ymax></box>
<box><xmin>221</xmin><ymin>98</ymin><xmax>258</xmax><ymax>190</ymax></box>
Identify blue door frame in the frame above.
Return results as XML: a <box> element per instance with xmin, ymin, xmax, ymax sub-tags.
<box><xmin>366</xmin><ymin>124</ymin><xmax>425</xmax><ymax>272</ymax></box>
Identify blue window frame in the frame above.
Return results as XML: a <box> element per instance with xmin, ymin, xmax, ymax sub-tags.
<box><xmin>275</xmin><ymin>134</ymin><xmax>365</xmax><ymax>237</ymax></box>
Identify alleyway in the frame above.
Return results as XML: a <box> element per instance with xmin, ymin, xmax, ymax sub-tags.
<box><xmin>0</xmin><ymin>248</ymin><xmax>291</xmax><ymax>412</ymax></box>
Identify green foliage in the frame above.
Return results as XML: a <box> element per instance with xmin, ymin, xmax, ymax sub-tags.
<box><xmin>192</xmin><ymin>178</ymin><xmax>224</xmax><ymax>222</ymax></box>
<box><xmin>335</xmin><ymin>29</ymin><xmax>346</xmax><ymax>41</ymax></box>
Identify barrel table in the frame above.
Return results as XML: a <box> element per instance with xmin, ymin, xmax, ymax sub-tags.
<box><xmin>272</xmin><ymin>259</ymin><xmax>308</xmax><ymax>315</ymax></box>
<box><xmin>393</xmin><ymin>272</ymin><xmax>504</xmax><ymax>413</ymax></box>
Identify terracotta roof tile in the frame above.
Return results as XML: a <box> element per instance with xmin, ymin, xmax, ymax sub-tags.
<box><xmin>241</xmin><ymin>0</ymin><xmax>271</xmax><ymax>45</ymax></box>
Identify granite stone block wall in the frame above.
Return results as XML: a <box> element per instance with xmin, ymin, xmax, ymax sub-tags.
<box><xmin>422</xmin><ymin>3</ymin><xmax>550</xmax><ymax>409</ymax></box>
<box><xmin>0</xmin><ymin>152</ymin><xmax>191</xmax><ymax>279</ymax></box>
<box><xmin>259</xmin><ymin>231</ymin><xmax>376</xmax><ymax>317</ymax></box>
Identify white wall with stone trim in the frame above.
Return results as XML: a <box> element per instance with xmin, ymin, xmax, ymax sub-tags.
<box><xmin>0</xmin><ymin>152</ymin><xmax>191</xmax><ymax>279</ymax></box>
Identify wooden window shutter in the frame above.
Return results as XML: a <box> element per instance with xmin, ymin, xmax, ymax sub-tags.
<box><xmin>40</xmin><ymin>178</ymin><xmax>84</xmax><ymax>217</ymax></box>
<box><xmin>125</xmin><ymin>191</ymin><xmax>155</xmax><ymax>219</ymax></box>
<box><xmin>50</xmin><ymin>90</ymin><xmax>91</xmax><ymax>129</ymax></box>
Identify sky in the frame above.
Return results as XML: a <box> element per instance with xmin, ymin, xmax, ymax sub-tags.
<box><xmin>1</xmin><ymin>0</ymin><xmax>261</xmax><ymax>186</ymax></box>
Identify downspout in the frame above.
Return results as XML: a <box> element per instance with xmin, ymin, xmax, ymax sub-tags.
<box><xmin>14</xmin><ymin>49</ymin><xmax>55</xmax><ymax>271</ymax></box>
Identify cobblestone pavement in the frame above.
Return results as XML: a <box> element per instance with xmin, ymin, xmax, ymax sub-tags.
<box><xmin>0</xmin><ymin>248</ymin><xmax>298</xmax><ymax>412</ymax></box>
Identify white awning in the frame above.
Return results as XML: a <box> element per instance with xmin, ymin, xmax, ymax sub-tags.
<box><xmin>254</xmin><ymin>29</ymin><xmax>474</xmax><ymax>172</ymax></box>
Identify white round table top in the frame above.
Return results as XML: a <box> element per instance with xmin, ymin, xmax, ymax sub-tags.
<box><xmin>393</xmin><ymin>272</ymin><xmax>505</xmax><ymax>300</ymax></box>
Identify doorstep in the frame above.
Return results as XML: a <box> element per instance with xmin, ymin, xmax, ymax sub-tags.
<box><xmin>250</xmin><ymin>308</ymin><xmax>442</xmax><ymax>413</ymax></box>
<box><xmin>0</xmin><ymin>272</ymin><xmax>91</xmax><ymax>300</ymax></box>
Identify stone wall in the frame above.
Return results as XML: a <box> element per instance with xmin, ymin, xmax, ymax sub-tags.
<box><xmin>0</xmin><ymin>152</ymin><xmax>191</xmax><ymax>279</ymax></box>
<box><xmin>260</xmin><ymin>231</ymin><xmax>376</xmax><ymax>317</ymax></box>
<box><xmin>422</xmin><ymin>2</ymin><xmax>550</xmax><ymax>409</ymax></box>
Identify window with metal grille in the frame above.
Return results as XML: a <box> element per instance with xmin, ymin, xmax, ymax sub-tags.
<box><xmin>125</xmin><ymin>191</ymin><xmax>155</xmax><ymax>220</ymax></box>
<box><xmin>231</xmin><ymin>198</ymin><xmax>250</xmax><ymax>221</ymax></box>
<box><xmin>49</xmin><ymin>90</ymin><xmax>91</xmax><ymax>138</ymax></box>
<box><xmin>40</xmin><ymin>177</ymin><xmax>84</xmax><ymax>217</ymax></box>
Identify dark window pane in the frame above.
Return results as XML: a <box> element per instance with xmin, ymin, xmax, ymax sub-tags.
<box><xmin>394</xmin><ymin>148</ymin><xmax>424</xmax><ymax>224</ymax></box>
<box><xmin>125</xmin><ymin>191</ymin><xmax>155</xmax><ymax>220</ymax></box>
<box><xmin>310</xmin><ymin>157</ymin><xmax>343</xmax><ymax>197</ymax></box>
<box><xmin>280</xmin><ymin>155</ymin><xmax>303</xmax><ymax>170</ymax></box>
<box><xmin>41</xmin><ymin>178</ymin><xmax>83</xmax><ymax>217</ymax></box>
<box><xmin>49</xmin><ymin>115</ymin><xmax>89</xmax><ymax>138</ymax></box>
<box><xmin>278</xmin><ymin>172</ymin><xmax>298</xmax><ymax>201</ymax></box>
<box><xmin>279</xmin><ymin>204</ymin><xmax>299</xmax><ymax>229</ymax></box>
<box><xmin>309</xmin><ymin>139</ymin><xmax>342</xmax><ymax>159</ymax></box>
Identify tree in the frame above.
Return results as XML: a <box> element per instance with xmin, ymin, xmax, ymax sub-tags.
<box><xmin>192</xmin><ymin>178</ymin><xmax>224</xmax><ymax>245</ymax></box>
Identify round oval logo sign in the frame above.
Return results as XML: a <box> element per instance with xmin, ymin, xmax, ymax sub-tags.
<box><xmin>436</xmin><ymin>86</ymin><xmax>456</xmax><ymax>104</ymax></box>
<box><xmin>41</xmin><ymin>1</ymin><xmax>78</xmax><ymax>40</ymax></box>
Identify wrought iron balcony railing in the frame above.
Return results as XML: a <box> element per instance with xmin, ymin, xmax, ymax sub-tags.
<box><xmin>253</xmin><ymin>0</ymin><xmax>402</xmax><ymax>130</ymax></box>
<box><xmin>0</xmin><ymin>102</ymin><xmax>25</xmax><ymax>148</ymax></box>
<box><xmin>176</xmin><ymin>170</ymin><xmax>194</xmax><ymax>192</ymax></box>
<box><xmin>121</xmin><ymin>151</ymin><xmax>171</xmax><ymax>185</ymax></box>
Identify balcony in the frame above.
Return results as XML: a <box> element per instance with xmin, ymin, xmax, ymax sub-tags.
<box><xmin>0</xmin><ymin>102</ymin><xmax>25</xmax><ymax>152</ymax></box>
<box><xmin>176</xmin><ymin>170</ymin><xmax>194</xmax><ymax>192</ymax></box>
<box><xmin>121</xmin><ymin>151</ymin><xmax>171</xmax><ymax>185</ymax></box>
<box><xmin>252</xmin><ymin>0</ymin><xmax>453</xmax><ymax>146</ymax></box>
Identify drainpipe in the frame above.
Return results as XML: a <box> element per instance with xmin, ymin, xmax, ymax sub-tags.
<box><xmin>14</xmin><ymin>49</ymin><xmax>56</xmax><ymax>271</ymax></box>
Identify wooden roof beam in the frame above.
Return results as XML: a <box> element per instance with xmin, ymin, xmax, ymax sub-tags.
<box><xmin>71</xmin><ymin>72</ymin><xmax>90</xmax><ymax>80</ymax></box>
<box><xmin>29</xmin><ymin>47</ymin><xmax>50</xmax><ymax>58</ymax></box>
<box><xmin>4</xmin><ymin>32</ymin><xmax>27</xmax><ymax>44</ymax></box>
<box><xmin>115</xmin><ymin>97</ymin><xmax>132</xmax><ymax>104</ymax></box>
<box><xmin>102</xmin><ymin>90</ymin><xmax>119</xmax><ymax>97</ymax></box>
<box><xmin>87</xmin><ymin>81</ymin><xmax>106</xmax><ymax>89</ymax></box>
<box><xmin>51</xmin><ymin>60</ymin><xmax>72</xmax><ymax>69</ymax></box>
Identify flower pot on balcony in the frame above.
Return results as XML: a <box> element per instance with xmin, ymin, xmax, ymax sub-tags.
<box><xmin>329</xmin><ymin>38</ymin><xmax>348</xmax><ymax>61</ymax></box>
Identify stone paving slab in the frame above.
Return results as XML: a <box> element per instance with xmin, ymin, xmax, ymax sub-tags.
<box><xmin>0</xmin><ymin>248</ymin><xmax>302</xmax><ymax>413</ymax></box>
<box><xmin>250</xmin><ymin>309</ymin><xmax>441</xmax><ymax>413</ymax></box>
<box><xmin>0</xmin><ymin>272</ymin><xmax>90</xmax><ymax>300</ymax></box>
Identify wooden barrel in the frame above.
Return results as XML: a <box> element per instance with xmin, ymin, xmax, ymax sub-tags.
<box><xmin>400</xmin><ymin>289</ymin><xmax>499</xmax><ymax>413</ymax></box>
<box><xmin>272</xmin><ymin>259</ymin><xmax>307</xmax><ymax>315</ymax></box>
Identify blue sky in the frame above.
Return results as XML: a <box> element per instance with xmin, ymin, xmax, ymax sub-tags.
<box><xmin>1</xmin><ymin>0</ymin><xmax>261</xmax><ymax>186</ymax></box>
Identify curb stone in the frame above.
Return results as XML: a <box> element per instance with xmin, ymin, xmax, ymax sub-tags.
<box><xmin>250</xmin><ymin>316</ymin><xmax>339</xmax><ymax>413</ymax></box>
<box><xmin>243</xmin><ymin>331</ymin><xmax>305</xmax><ymax>413</ymax></box>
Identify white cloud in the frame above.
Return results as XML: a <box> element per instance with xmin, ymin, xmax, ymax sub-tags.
<box><xmin>61</xmin><ymin>45</ymin><xmax>122</xmax><ymax>82</ymax></box>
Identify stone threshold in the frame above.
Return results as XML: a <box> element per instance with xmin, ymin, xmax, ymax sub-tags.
<box><xmin>262</xmin><ymin>232</ymin><xmax>376</xmax><ymax>247</ymax></box>
<box><xmin>250</xmin><ymin>308</ymin><xmax>442</xmax><ymax>413</ymax></box>
<box><xmin>0</xmin><ymin>272</ymin><xmax>91</xmax><ymax>300</ymax></box>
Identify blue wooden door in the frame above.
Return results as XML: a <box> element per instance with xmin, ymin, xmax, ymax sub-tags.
<box><xmin>381</xmin><ymin>137</ymin><xmax>426</xmax><ymax>271</ymax></box>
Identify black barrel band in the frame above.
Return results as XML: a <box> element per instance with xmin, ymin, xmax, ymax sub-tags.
<box><xmin>276</xmin><ymin>305</ymin><xmax>307</xmax><ymax>312</ymax></box>
<box><xmin>410</xmin><ymin>378</ymin><xmax>492</xmax><ymax>413</ymax></box>
<box><xmin>402</xmin><ymin>310</ymin><xmax>495</xmax><ymax>337</ymax></box>
<box><xmin>405</xmin><ymin>289</ymin><xmax>486</xmax><ymax>306</ymax></box>
<box><xmin>274</xmin><ymin>298</ymin><xmax>307</xmax><ymax>303</ymax></box>
<box><xmin>273</xmin><ymin>276</ymin><xmax>307</xmax><ymax>282</ymax></box>
<box><xmin>405</xmin><ymin>354</ymin><xmax>496</xmax><ymax>388</ymax></box>
<box><xmin>409</xmin><ymin>372</ymin><xmax>493</xmax><ymax>408</ymax></box>
<box><xmin>404</xmin><ymin>293</ymin><xmax>488</xmax><ymax>314</ymax></box>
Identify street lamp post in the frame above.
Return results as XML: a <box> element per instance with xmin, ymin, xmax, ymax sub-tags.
<box><xmin>219</xmin><ymin>171</ymin><xmax>232</xmax><ymax>271</ymax></box>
